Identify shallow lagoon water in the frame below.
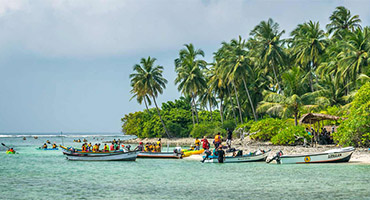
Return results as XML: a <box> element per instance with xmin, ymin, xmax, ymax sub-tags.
<box><xmin>1</xmin><ymin>134</ymin><xmax>370</xmax><ymax>200</ymax></box>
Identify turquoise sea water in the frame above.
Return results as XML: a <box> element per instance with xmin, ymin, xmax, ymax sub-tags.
<box><xmin>1</xmin><ymin>133</ymin><xmax>370</xmax><ymax>200</ymax></box>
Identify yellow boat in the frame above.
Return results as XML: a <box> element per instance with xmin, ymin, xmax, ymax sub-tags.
<box><xmin>182</xmin><ymin>149</ymin><xmax>204</xmax><ymax>157</ymax></box>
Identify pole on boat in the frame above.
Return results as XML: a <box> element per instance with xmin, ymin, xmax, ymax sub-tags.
<box><xmin>167</xmin><ymin>142</ymin><xmax>169</xmax><ymax>152</ymax></box>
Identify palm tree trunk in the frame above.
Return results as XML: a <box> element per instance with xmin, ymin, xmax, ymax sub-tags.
<box><xmin>232</xmin><ymin>80</ymin><xmax>243</xmax><ymax>124</ymax></box>
<box><xmin>271</xmin><ymin>63</ymin><xmax>281</xmax><ymax>92</ymax></box>
<box><xmin>242</xmin><ymin>77</ymin><xmax>257</xmax><ymax>121</ymax></box>
<box><xmin>192</xmin><ymin>94</ymin><xmax>199</xmax><ymax>124</ymax></box>
<box><xmin>152</xmin><ymin>95</ymin><xmax>171</xmax><ymax>138</ymax></box>
<box><xmin>220</xmin><ymin>98</ymin><xmax>224</xmax><ymax>125</ymax></box>
<box><xmin>227</xmin><ymin>86</ymin><xmax>238</xmax><ymax>126</ymax></box>
<box><xmin>143</xmin><ymin>97</ymin><xmax>151</xmax><ymax>117</ymax></box>
<box><xmin>209</xmin><ymin>100</ymin><xmax>213</xmax><ymax>121</ymax></box>
<box><xmin>190</xmin><ymin>99</ymin><xmax>196</xmax><ymax>126</ymax></box>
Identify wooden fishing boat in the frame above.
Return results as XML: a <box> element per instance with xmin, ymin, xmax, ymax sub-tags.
<box><xmin>63</xmin><ymin>151</ymin><xmax>139</xmax><ymax>161</ymax></box>
<box><xmin>60</xmin><ymin>145</ymin><xmax>139</xmax><ymax>161</ymax></box>
<box><xmin>203</xmin><ymin>150</ymin><xmax>270</xmax><ymax>163</ymax></box>
<box><xmin>272</xmin><ymin>147</ymin><xmax>355</xmax><ymax>164</ymax></box>
<box><xmin>138</xmin><ymin>151</ymin><xmax>182</xmax><ymax>159</ymax></box>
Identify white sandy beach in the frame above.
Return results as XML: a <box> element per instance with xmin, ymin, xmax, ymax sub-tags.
<box><xmin>124</xmin><ymin>137</ymin><xmax>370</xmax><ymax>164</ymax></box>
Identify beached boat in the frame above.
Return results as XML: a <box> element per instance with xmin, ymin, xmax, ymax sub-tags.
<box><xmin>138</xmin><ymin>151</ymin><xmax>182</xmax><ymax>159</ymax></box>
<box><xmin>272</xmin><ymin>147</ymin><xmax>355</xmax><ymax>164</ymax></box>
<box><xmin>203</xmin><ymin>150</ymin><xmax>270</xmax><ymax>163</ymax></box>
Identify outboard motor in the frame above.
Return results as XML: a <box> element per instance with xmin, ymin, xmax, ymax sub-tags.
<box><xmin>174</xmin><ymin>147</ymin><xmax>182</xmax><ymax>154</ymax></box>
<box><xmin>267</xmin><ymin>150</ymin><xmax>283</xmax><ymax>164</ymax></box>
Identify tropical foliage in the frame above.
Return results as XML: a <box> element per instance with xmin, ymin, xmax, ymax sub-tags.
<box><xmin>125</xmin><ymin>7</ymin><xmax>370</xmax><ymax>146</ymax></box>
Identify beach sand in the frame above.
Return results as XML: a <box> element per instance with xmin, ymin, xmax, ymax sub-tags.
<box><xmin>122</xmin><ymin>137</ymin><xmax>370</xmax><ymax>164</ymax></box>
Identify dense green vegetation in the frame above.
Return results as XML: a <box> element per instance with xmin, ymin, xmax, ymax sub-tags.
<box><xmin>124</xmin><ymin>6</ymin><xmax>370</xmax><ymax>147</ymax></box>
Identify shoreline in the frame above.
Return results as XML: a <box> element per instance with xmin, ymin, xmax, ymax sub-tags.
<box><xmin>121</xmin><ymin>137</ymin><xmax>370</xmax><ymax>164</ymax></box>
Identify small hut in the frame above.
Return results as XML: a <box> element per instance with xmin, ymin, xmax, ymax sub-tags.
<box><xmin>299</xmin><ymin>113</ymin><xmax>342</xmax><ymax>146</ymax></box>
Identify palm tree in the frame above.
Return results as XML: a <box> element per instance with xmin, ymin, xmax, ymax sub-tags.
<box><xmin>250</xmin><ymin>18</ymin><xmax>286</xmax><ymax>92</ymax></box>
<box><xmin>338</xmin><ymin>27</ymin><xmax>370</xmax><ymax>93</ymax></box>
<box><xmin>199</xmin><ymin>87</ymin><xmax>218</xmax><ymax>121</ymax></box>
<box><xmin>129</xmin><ymin>56</ymin><xmax>171</xmax><ymax>138</ymax></box>
<box><xmin>257</xmin><ymin>66</ymin><xmax>312</xmax><ymax>125</ymax></box>
<box><xmin>129</xmin><ymin>84</ymin><xmax>152</xmax><ymax>116</ymax></box>
<box><xmin>290</xmin><ymin>21</ymin><xmax>328</xmax><ymax>92</ymax></box>
<box><xmin>213</xmin><ymin>43</ymin><xmax>244</xmax><ymax>124</ymax></box>
<box><xmin>326</xmin><ymin>6</ymin><xmax>362</xmax><ymax>39</ymax></box>
<box><xmin>175</xmin><ymin>43</ymin><xmax>207</xmax><ymax>126</ymax></box>
<box><xmin>208</xmin><ymin>65</ymin><xmax>227</xmax><ymax>125</ymax></box>
<box><xmin>225</xmin><ymin>36</ymin><xmax>258</xmax><ymax>121</ymax></box>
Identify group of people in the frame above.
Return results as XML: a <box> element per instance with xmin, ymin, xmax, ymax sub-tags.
<box><xmin>306</xmin><ymin>127</ymin><xmax>334</xmax><ymax>146</ymax></box>
<box><xmin>134</xmin><ymin>139</ymin><xmax>162</xmax><ymax>152</ymax></box>
<box><xmin>193</xmin><ymin>129</ymin><xmax>233</xmax><ymax>151</ymax></box>
<box><xmin>42</xmin><ymin>142</ymin><xmax>57</xmax><ymax>149</ymax></box>
<box><xmin>80</xmin><ymin>141</ymin><xmax>128</xmax><ymax>152</ymax></box>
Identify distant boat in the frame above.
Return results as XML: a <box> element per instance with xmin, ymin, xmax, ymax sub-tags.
<box><xmin>203</xmin><ymin>150</ymin><xmax>270</xmax><ymax>163</ymax></box>
<box><xmin>36</xmin><ymin>147</ymin><xmax>59</xmax><ymax>150</ymax></box>
<box><xmin>270</xmin><ymin>147</ymin><xmax>355</xmax><ymax>164</ymax></box>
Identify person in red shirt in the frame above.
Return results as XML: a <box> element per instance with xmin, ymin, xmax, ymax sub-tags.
<box><xmin>201</xmin><ymin>136</ymin><xmax>209</xmax><ymax>150</ymax></box>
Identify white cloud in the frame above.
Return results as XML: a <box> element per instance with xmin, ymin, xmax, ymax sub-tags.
<box><xmin>0</xmin><ymin>0</ymin><xmax>369</xmax><ymax>58</ymax></box>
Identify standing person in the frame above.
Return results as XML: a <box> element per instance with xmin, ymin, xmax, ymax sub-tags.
<box><xmin>226</xmin><ymin>129</ymin><xmax>232</xmax><ymax>148</ymax></box>
<box><xmin>201</xmin><ymin>149</ymin><xmax>212</xmax><ymax>163</ymax></box>
<box><xmin>201</xmin><ymin>136</ymin><xmax>209</xmax><ymax>150</ymax></box>
<box><xmin>213</xmin><ymin>133</ymin><xmax>222</xmax><ymax>149</ymax></box>
<box><xmin>156</xmin><ymin>139</ymin><xmax>162</xmax><ymax>152</ymax></box>
<box><xmin>194</xmin><ymin>138</ymin><xmax>201</xmax><ymax>150</ymax></box>
<box><xmin>217</xmin><ymin>145</ymin><xmax>225</xmax><ymax>163</ymax></box>
<box><xmin>134</xmin><ymin>142</ymin><xmax>144</xmax><ymax>152</ymax></box>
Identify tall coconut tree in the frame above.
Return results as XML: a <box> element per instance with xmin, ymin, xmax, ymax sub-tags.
<box><xmin>326</xmin><ymin>6</ymin><xmax>362</xmax><ymax>39</ymax></box>
<box><xmin>214</xmin><ymin>43</ymin><xmax>244</xmax><ymax>124</ymax></box>
<box><xmin>338</xmin><ymin>27</ymin><xmax>370</xmax><ymax>92</ymax></box>
<box><xmin>208</xmin><ymin>64</ymin><xmax>227</xmax><ymax>125</ymax></box>
<box><xmin>257</xmin><ymin>66</ymin><xmax>313</xmax><ymax>125</ymax></box>
<box><xmin>250</xmin><ymin>18</ymin><xmax>286</xmax><ymax>92</ymax></box>
<box><xmin>290</xmin><ymin>21</ymin><xmax>328</xmax><ymax>92</ymax></box>
<box><xmin>129</xmin><ymin>84</ymin><xmax>152</xmax><ymax>116</ymax></box>
<box><xmin>129</xmin><ymin>56</ymin><xmax>171</xmax><ymax>138</ymax></box>
<box><xmin>174</xmin><ymin>44</ymin><xmax>207</xmax><ymax>125</ymax></box>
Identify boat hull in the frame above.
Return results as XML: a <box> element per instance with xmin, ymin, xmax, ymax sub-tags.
<box><xmin>138</xmin><ymin>152</ymin><xmax>182</xmax><ymax>159</ymax></box>
<box><xmin>278</xmin><ymin>147</ymin><xmax>355</xmax><ymax>164</ymax></box>
<box><xmin>204</xmin><ymin>151</ymin><xmax>270</xmax><ymax>163</ymax></box>
<box><xmin>64</xmin><ymin>151</ymin><xmax>139</xmax><ymax>161</ymax></box>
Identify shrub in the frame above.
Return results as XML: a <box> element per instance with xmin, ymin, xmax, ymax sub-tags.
<box><xmin>334</xmin><ymin>83</ymin><xmax>370</xmax><ymax>147</ymax></box>
<box><xmin>249</xmin><ymin>118</ymin><xmax>286</xmax><ymax>141</ymax></box>
<box><xmin>222</xmin><ymin>120</ymin><xmax>237</xmax><ymax>131</ymax></box>
<box><xmin>190</xmin><ymin>122</ymin><xmax>226</xmax><ymax>138</ymax></box>
<box><xmin>271</xmin><ymin>125</ymin><xmax>311</xmax><ymax>145</ymax></box>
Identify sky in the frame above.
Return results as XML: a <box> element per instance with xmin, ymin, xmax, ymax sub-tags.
<box><xmin>0</xmin><ymin>0</ymin><xmax>369</xmax><ymax>133</ymax></box>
